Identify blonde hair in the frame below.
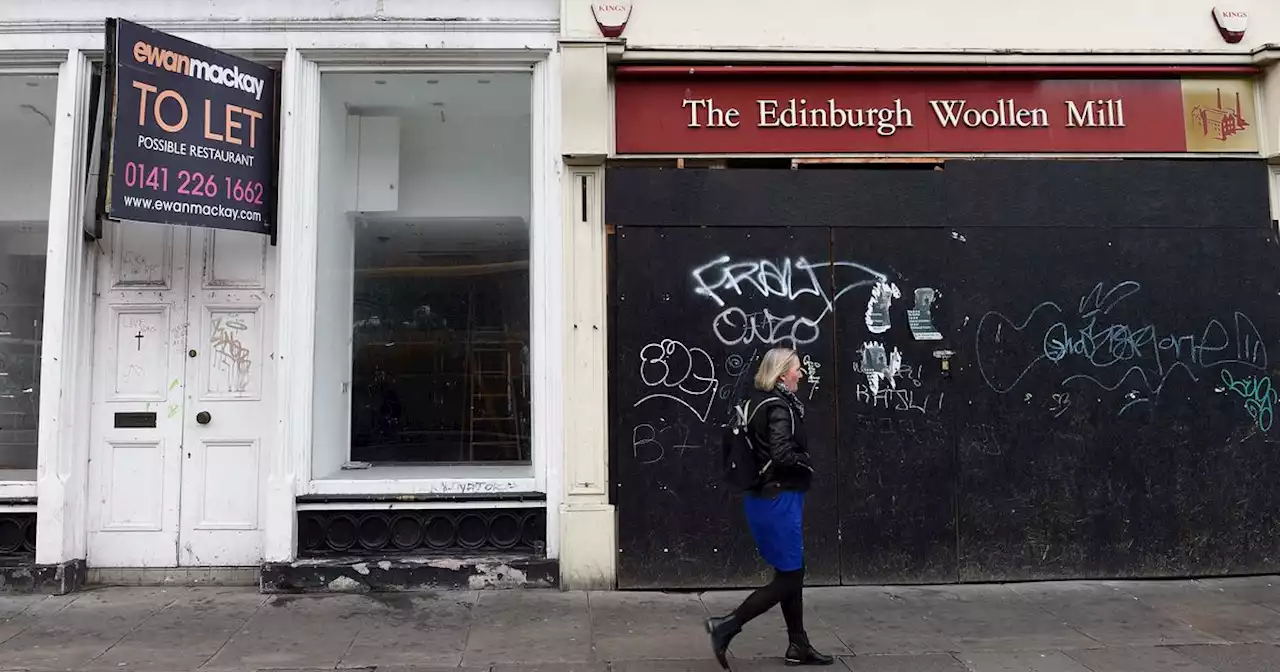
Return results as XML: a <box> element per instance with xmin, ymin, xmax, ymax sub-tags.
<box><xmin>754</xmin><ymin>347</ymin><xmax>799</xmax><ymax>391</ymax></box>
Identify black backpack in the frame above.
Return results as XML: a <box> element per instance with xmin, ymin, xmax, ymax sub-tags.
<box><xmin>720</xmin><ymin>396</ymin><xmax>784</xmax><ymax>491</ymax></box>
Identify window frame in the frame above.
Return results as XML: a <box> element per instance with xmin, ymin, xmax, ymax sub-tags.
<box><xmin>0</xmin><ymin>58</ymin><xmax>66</xmax><ymax>499</ymax></box>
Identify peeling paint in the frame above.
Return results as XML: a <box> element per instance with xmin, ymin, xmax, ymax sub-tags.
<box><xmin>427</xmin><ymin>558</ymin><xmax>466</xmax><ymax>571</ymax></box>
<box><xmin>468</xmin><ymin>563</ymin><xmax>528</xmax><ymax>589</ymax></box>
<box><xmin>327</xmin><ymin>576</ymin><xmax>365</xmax><ymax>592</ymax></box>
<box><xmin>352</xmin><ymin>562</ymin><xmax>370</xmax><ymax>575</ymax></box>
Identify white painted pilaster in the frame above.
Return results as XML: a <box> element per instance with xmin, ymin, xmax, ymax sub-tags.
<box><xmin>265</xmin><ymin>49</ymin><xmax>321</xmax><ymax>563</ymax></box>
<box><xmin>35</xmin><ymin>49</ymin><xmax>94</xmax><ymax>566</ymax></box>
<box><xmin>556</xmin><ymin>41</ymin><xmax>615</xmax><ymax>590</ymax></box>
<box><xmin>532</xmin><ymin>50</ymin><xmax>568</xmax><ymax>560</ymax></box>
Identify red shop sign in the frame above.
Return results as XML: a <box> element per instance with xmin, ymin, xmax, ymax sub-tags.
<box><xmin>614</xmin><ymin>69</ymin><xmax>1259</xmax><ymax>155</ymax></box>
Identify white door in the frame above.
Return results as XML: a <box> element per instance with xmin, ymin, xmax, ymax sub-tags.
<box><xmin>87</xmin><ymin>220</ymin><xmax>274</xmax><ymax>567</ymax></box>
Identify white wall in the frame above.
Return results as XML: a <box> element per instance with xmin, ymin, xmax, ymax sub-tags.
<box><xmin>399</xmin><ymin>114</ymin><xmax>531</xmax><ymax>220</ymax></box>
<box><xmin>565</xmin><ymin>0</ymin><xmax>1277</xmax><ymax>53</ymax></box>
<box><xmin>0</xmin><ymin>1</ymin><xmax>560</xmax><ymax>53</ymax></box>
<box><xmin>3</xmin><ymin>0</ymin><xmax>557</xmax><ymax>23</ymax></box>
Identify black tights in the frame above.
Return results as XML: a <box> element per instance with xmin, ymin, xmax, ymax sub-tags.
<box><xmin>730</xmin><ymin>566</ymin><xmax>806</xmax><ymax>635</ymax></box>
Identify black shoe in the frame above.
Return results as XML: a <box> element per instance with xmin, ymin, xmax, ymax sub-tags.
<box><xmin>706</xmin><ymin>616</ymin><xmax>740</xmax><ymax>669</ymax></box>
<box><xmin>784</xmin><ymin>633</ymin><xmax>835</xmax><ymax>666</ymax></box>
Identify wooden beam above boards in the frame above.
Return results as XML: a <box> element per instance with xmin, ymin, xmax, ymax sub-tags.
<box><xmin>791</xmin><ymin>157</ymin><xmax>946</xmax><ymax>170</ymax></box>
<box><xmin>676</xmin><ymin>158</ymin><xmax>728</xmax><ymax>169</ymax></box>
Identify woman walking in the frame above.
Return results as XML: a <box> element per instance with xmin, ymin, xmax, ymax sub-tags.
<box><xmin>706</xmin><ymin>347</ymin><xmax>834</xmax><ymax>668</ymax></box>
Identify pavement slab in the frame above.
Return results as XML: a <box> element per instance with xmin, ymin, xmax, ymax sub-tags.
<box><xmin>491</xmin><ymin>665</ymin><xmax>607</xmax><ymax>672</ymax></box>
<box><xmin>1064</xmin><ymin>645</ymin><xmax>1218</xmax><ymax>672</ymax></box>
<box><xmin>83</xmin><ymin>588</ymin><xmax>269</xmax><ymax>671</ymax></box>
<box><xmin>610</xmin><ymin>661</ymin><xmax>723</xmax><ymax>672</ymax></box>
<box><xmin>463</xmin><ymin>589</ymin><xmax>592</xmax><ymax>666</ymax></box>
<box><xmin>0</xmin><ymin>594</ymin><xmax>73</xmax><ymax>646</ymax></box>
<box><xmin>879</xmin><ymin>585</ymin><xmax>1098</xmax><ymax>652</ymax></box>
<box><xmin>1009</xmin><ymin>581</ymin><xmax>1226</xmax><ymax>647</ymax></box>
<box><xmin>0</xmin><ymin>587</ymin><xmax>175</xmax><ymax>672</ymax></box>
<box><xmin>841</xmin><ymin>653</ymin><xmax>969</xmax><ymax>672</ymax></box>
<box><xmin>1105</xmin><ymin>579</ymin><xmax>1280</xmax><ymax>644</ymax></box>
<box><xmin>955</xmin><ymin>650</ymin><xmax>1094</xmax><ymax>672</ymax></box>
<box><xmin>1171</xmin><ymin>643</ymin><xmax>1280</xmax><ymax>672</ymax></box>
<box><xmin>1196</xmin><ymin>576</ymin><xmax>1280</xmax><ymax>614</ymax></box>
<box><xmin>338</xmin><ymin>592</ymin><xmax>477</xmax><ymax>669</ymax></box>
<box><xmin>590</xmin><ymin>591</ymin><xmax>710</xmax><ymax>662</ymax></box>
<box><xmin>804</xmin><ymin>587</ymin><xmax>959</xmax><ymax>655</ymax></box>
<box><xmin>202</xmin><ymin>594</ymin><xmax>366</xmax><ymax>671</ymax></box>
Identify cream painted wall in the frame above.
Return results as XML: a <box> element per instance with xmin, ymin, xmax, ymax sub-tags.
<box><xmin>564</xmin><ymin>0</ymin><xmax>1276</xmax><ymax>53</ymax></box>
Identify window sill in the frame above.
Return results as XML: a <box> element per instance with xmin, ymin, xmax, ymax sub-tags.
<box><xmin>308</xmin><ymin>464</ymin><xmax>536</xmax><ymax>497</ymax></box>
<box><xmin>0</xmin><ymin>477</ymin><xmax>37</xmax><ymax>501</ymax></box>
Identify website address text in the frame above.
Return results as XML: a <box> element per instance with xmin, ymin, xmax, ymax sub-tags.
<box><xmin>123</xmin><ymin>195</ymin><xmax>262</xmax><ymax>223</ymax></box>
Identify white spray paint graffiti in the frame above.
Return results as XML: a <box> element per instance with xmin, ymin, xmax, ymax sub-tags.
<box><xmin>864</xmin><ymin>281</ymin><xmax>900</xmax><ymax>334</ymax></box>
<box><xmin>634</xmin><ymin>339</ymin><xmax>720</xmax><ymax>423</ymax></box>
<box><xmin>858</xmin><ymin>341</ymin><xmax>903</xmax><ymax>395</ymax></box>
<box><xmin>801</xmin><ymin>354</ymin><xmax>822</xmax><ymax>399</ymax></box>
<box><xmin>691</xmin><ymin>255</ymin><xmax>887</xmax><ymax>347</ymax></box>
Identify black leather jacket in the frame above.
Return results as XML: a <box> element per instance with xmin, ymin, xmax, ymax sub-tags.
<box><xmin>745</xmin><ymin>389</ymin><xmax>813</xmax><ymax>495</ymax></box>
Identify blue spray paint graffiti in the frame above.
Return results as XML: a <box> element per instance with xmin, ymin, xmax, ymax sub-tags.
<box><xmin>975</xmin><ymin>281</ymin><xmax>1269</xmax><ymax>422</ymax></box>
<box><xmin>1220</xmin><ymin>370</ymin><xmax>1278</xmax><ymax>432</ymax></box>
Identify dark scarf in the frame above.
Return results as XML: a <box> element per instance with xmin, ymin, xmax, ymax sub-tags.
<box><xmin>774</xmin><ymin>382</ymin><xmax>806</xmax><ymax>419</ymax></box>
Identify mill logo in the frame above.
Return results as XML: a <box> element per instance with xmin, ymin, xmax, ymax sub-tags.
<box><xmin>1190</xmin><ymin>87</ymin><xmax>1250</xmax><ymax>142</ymax></box>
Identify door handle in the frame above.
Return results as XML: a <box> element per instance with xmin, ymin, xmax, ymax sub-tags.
<box><xmin>196</xmin><ymin>411</ymin><xmax>211</xmax><ymax>425</ymax></box>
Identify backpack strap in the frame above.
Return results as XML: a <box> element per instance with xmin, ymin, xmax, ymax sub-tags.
<box><xmin>744</xmin><ymin>396</ymin><xmax>782</xmax><ymax>425</ymax></box>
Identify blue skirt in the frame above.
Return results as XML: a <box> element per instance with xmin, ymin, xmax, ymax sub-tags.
<box><xmin>743</xmin><ymin>490</ymin><xmax>805</xmax><ymax>571</ymax></box>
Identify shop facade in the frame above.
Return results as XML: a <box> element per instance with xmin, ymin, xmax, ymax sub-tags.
<box><xmin>1</xmin><ymin>0</ymin><xmax>567</xmax><ymax>592</ymax></box>
<box><xmin>558</xmin><ymin>0</ymin><xmax>1280</xmax><ymax>589</ymax></box>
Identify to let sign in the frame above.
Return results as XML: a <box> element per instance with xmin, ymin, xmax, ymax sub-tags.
<box><xmin>614</xmin><ymin>71</ymin><xmax>1259</xmax><ymax>155</ymax></box>
<box><xmin>101</xmin><ymin>18</ymin><xmax>279</xmax><ymax>235</ymax></box>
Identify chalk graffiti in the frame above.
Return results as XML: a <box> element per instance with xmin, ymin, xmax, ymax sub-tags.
<box><xmin>632</xmin><ymin>424</ymin><xmax>665</xmax><ymax>465</ymax></box>
<box><xmin>855</xmin><ymin>385</ymin><xmax>944</xmax><ymax>414</ymax></box>
<box><xmin>907</xmin><ymin>287</ymin><xmax>943</xmax><ymax>341</ymax></box>
<box><xmin>709</xmin><ymin>350</ymin><xmax>761</xmax><ymax>425</ymax></box>
<box><xmin>975</xmin><ymin>281</ymin><xmax>1268</xmax><ymax>417</ymax></box>
<box><xmin>635</xmin><ymin>339</ymin><xmax>720</xmax><ymax>423</ymax></box>
<box><xmin>1048</xmin><ymin>392</ymin><xmax>1072</xmax><ymax>418</ymax></box>
<box><xmin>858</xmin><ymin>341</ymin><xmax>903</xmax><ymax>396</ymax></box>
<box><xmin>1220</xmin><ymin>370</ymin><xmax>1278</xmax><ymax>432</ymax></box>
<box><xmin>852</xmin><ymin>415</ymin><xmax>947</xmax><ymax>447</ymax></box>
<box><xmin>865</xmin><ymin>281</ymin><xmax>900</xmax><ymax>334</ymax></box>
<box><xmin>801</xmin><ymin>355</ymin><xmax>822</xmax><ymax>399</ymax></box>
<box><xmin>631</xmin><ymin>419</ymin><xmax>702</xmax><ymax>466</ymax></box>
<box><xmin>691</xmin><ymin>255</ymin><xmax>887</xmax><ymax>347</ymax></box>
